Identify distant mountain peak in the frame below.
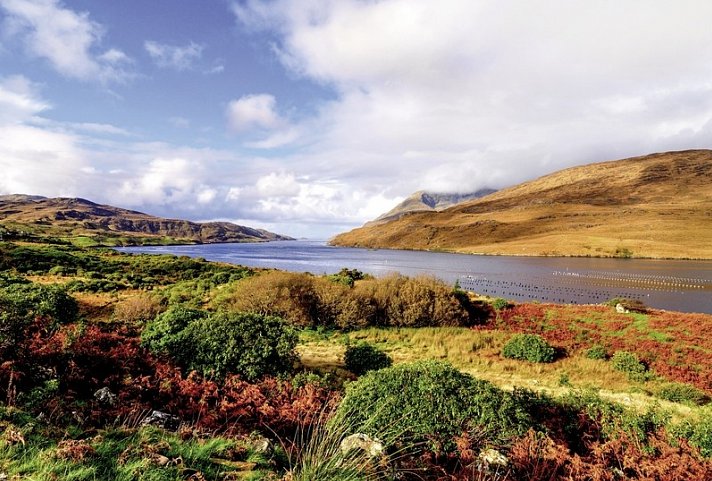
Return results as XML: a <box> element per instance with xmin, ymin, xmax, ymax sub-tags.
<box><xmin>368</xmin><ymin>188</ymin><xmax>496</xmax><ymax>226</ymax></box>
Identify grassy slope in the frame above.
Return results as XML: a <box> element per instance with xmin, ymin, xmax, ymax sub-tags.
<box><xmin>332</xmin><ymin>150</ymin><xmax>712</xmax><ymax>259</ymax></box>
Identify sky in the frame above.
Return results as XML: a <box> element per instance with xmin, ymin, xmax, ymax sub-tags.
<box><xmin>1</xmin><ymin>1</ymin><xmax>712</xmax><ymax>239</ymax></box>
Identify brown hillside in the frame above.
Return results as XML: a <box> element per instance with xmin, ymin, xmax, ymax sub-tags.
<box><xmin>0</xmin><ymin>196</ymin><xmax>292</xmax><ymax>244</ymax></box>
<box><xmin>331</xmin><ymin>150</ymin><xmax>712</xmax><ymax>259</ymax></box>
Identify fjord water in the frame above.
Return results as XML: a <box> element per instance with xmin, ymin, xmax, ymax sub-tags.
<box><xmin>118</xmin><ymin>241</ymin><xmax>712</xmax><ymax>314</ymax></box>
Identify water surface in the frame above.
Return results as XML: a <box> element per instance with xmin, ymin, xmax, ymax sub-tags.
<box><xmin>117</xmin><ymin>241</ymin><xmax>712</xmax><ymax>314</ymax></box>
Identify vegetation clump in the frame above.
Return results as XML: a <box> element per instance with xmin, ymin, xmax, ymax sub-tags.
<box><xmin>657</xmin><ymin>382</ymin><xmax>708</xmax><ymax>406</ymax></box>
<box><xmin>585</xmin><ymin>344</ymin><xmax>608</xmax><ymax>360</ymax></box>
<box><xmin>217</xmin><ymin>271</ymin><xmax>477</xmax><ymax>329</ymax></box>
<box><xmin>343</xmin><ymin>342</ymin><xmax>392</xmax><ymax>376</ymax></box>
<box><xmin>611</xmin><ymin>350</ymin><xmax>650</xmax><ymax>382</ymax></box>
<box><xmin>502</xmin><ymin>333</ymin><xmax>556</xmax><ymax>363</ymax></box>
<box><xmin>336</xmin><ymin>360</ymin><xmax>532</xmax><ymax>452</ymax></box>
<box><xmin>142</xmin><ymin>307</ymin><xmax>297</xmax><ymax>381</ymax></box>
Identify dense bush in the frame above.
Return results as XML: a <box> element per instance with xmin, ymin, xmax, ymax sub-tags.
<box><xmin>585</xmin><ymin>344</ymin><xmax>608</xmax><ymax>360</ymax></box>
<box><xmin>216</xmin><ymin>271</ymin><xmax>342</xmax><ymax>327</ymax></box>
<box><xmin>657</xmin><ymin>382</ymin><xmax>708</xmax><ymax>406</ymax></box>
<box><xmin>185</xmin><ymin>312</ymin><xmax>297</xmax><ymax>380</ymax></box>
<box><xmin>502</xmin><ymin>334</ymin><xmax>556</xmax><ymax>363</ymax></box>
<box><xmin>217</xmin><ymin>271</ymin><xmax>476</xmax><ymax>329</ymax></box>
<box><xmin>611</xmin><ymin>350</ymin><xmax>649</xmax><ymax>381</ymax></box>
<box><xmin>141</xmin><ymin>306</ymin><xmax>207</xmax><ymax>366</ymax></box>
<box><xmin>336</xmin><ymin>360</ymin><xmax>532</xmax><ymax>452</ymax></box>
<box><xmin>343</xmin><ymin>342</ymin><xmax>392</xmax><ymax>375</ymax></box>
<box><xmin>143</xmin><ymin>308</ymin><xmax>297</xmax><ymax>381</ymax></box>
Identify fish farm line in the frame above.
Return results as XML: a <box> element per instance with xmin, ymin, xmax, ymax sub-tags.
<box><xmin>459</xmin><ymin>270</ymin><xmax>712</xmax><ymax>305</ymax></box>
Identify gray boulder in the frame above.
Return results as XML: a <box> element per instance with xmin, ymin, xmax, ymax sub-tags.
<box><xmin>94</xmin><ymin>387</ymin><xmax>118</xmax><ymax>406</ymax></box>
<box><xmin>141</xmin><ymin>410</ymin><xmax>181</xmax><ymax>431</ymax></box>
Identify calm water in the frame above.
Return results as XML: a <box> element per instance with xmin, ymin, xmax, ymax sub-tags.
<box><xmin>117</xmin><ymin>240</ymin><xmax>712</xmax><ymax>314</ymax></box>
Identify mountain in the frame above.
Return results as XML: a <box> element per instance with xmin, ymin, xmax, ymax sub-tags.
<box><xmin>0</xmin><ymin>195</ymin><xmax>293</xmax><ymax>245</ymax></box>
<box><xmin>331</xmin><ymin>150</ymin><xmax>712</xmax><ymax>259</ymax></box>
<box><xmin>366</xmin><ymin>189</ymin><xmax>496</xmax><ymax>226</ymax></box>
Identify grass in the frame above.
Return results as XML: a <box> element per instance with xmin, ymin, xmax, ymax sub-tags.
<box><xmin>0</xmin><ymin>414</ymin><xmax>276</xmax><ymax>481</ymax></box>
<box><xmin>297</xmin><ymin>326</ymin><xmax>702</xmax><ymax>422</ymax></box>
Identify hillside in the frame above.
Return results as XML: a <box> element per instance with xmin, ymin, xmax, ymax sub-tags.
<box><xmin>0</xmin><ymin>195</ymin><xmax>292</xmax><ymax>245</ymax></box>
<box><xmin>332</xmin><ymin>150</ymin><xmax>712</xmax><ymax>259</ymax></box>
<box><xmin>366</xmin><ymin>188</ymin><xmax>496</xmax><ymax>226</ymax></box>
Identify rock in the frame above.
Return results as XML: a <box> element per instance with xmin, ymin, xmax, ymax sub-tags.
<box><xmin>248</xmin><ymin>434</ymin><xmax>272</xmax><ymax>455</ymax></box>
<box><xmin>615</xmin><ymin>303</ymin><xmax>629</xmax><ymax>314</ymax></box>
<box><xmin>94</xmin><ymin>387</ymin><xmax>118</xmax><ymax>406</ymax></box>
<box><xmin>477</xmin><ymin>448</ymin><xmax>509</xmax><ymax>472</ymax></box>
<box><xmin>340</xmin><ymin>433</ymin><xmax>384</xmax><ymax>458</ymax></box>
<box><xmin>141</xmin><ymin>410</ymin><xmax>181</xmax><ymax>431</ymax></box>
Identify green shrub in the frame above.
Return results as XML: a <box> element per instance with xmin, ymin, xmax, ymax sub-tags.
<box><xmin>611</xmin><ymin>351</ymin><xmax>649</xmax><ymax>381</ymax></box>
<box><xmin>186</xmin><ymin>312</ymin><xmax>297</xmax><ymax>381</ymax></box>
<box><xmin>492</xmin><ymin>298</ymin><xmax>510</xmax><ymax>311</ymax></box>
<box><xmin>336</xmin><ymin>360</ymin><xmax>532</xmax><ymax>452</ymax></box>
<box><xmin>143</xmin><ymin>308</ymin><xmax>298</xmax><ymax>381</ymax></box>
<box><xmin>690</xmin><ymin>408</ymin><xmax>712</xmax><ymax>457</ymax></box>
<box><xmin>657</xmin><ymin>382</ymin><xmax>708</xmax><ymax>406</ymax></box>
<box><xmin>559</xmin><ymin>389</ymin><xmax>667</xmax><ymax>445</ymax></box>
<box><xmin>343</xmin><ymin>343</ymin><xmax>392</xmax><ymax>375</ymax></box>
<box><xmin>502</xmin><ymin>334</ymin><xmax>556</xmax><ymax>363</ymax></box>
<box><xmin>141</xmin><ymin>306</ymin><xmax>207</xmax><ymax>366</ymax></box>
<box><xmin>585</xmin><ymin>344</ymin><xmax>608</xmax><ymax>360</ymax></box>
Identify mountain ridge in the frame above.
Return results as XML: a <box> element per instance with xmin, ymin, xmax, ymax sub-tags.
<box><xmin>331</xmin><ymin>149</ymin><xmax>712</xmax><ymax>259</ymax></box>
<box><xmin>0</xmin><ymin>195</ymin><xmax>293</xmax><ymax>245</ymax></box>
<box><xmin>367</xmin><ymin>188</ymin><xmax>496</xmax><ymax>226</ymax></box>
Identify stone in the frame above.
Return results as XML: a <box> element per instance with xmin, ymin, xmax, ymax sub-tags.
<box><xmin>477</xmin><ymin>448</ymin><xmax>509</xmax><ymax>470</ymax></box>
<box><xmin>340</xmin><ymin>433</ymin><xmax>384</xmax><ymax>458</ymax></box>
<box><xmin>615</xmin><ymin>303</ymin><xmax>629</xmax><ymax>314</ymax></box>
<box><xmin>94</xmin><ymin>387</ymin><xmax>118</xmax><ymax>406</ymax></box>
<box><xmin>141</xmin><ymin>410</ymin><xmax>181</xmax><ymax>431</ymax></box>
<box><xmin>249</xmin><ymin>434</ymin><xmax>272</xmax><ymax>455</ymax></box>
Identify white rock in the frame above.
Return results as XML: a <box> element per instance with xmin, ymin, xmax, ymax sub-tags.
<box><xmin>341</xmin><ymin>433</ymin><xmax>384</xmax><ymax>458</ymax></box>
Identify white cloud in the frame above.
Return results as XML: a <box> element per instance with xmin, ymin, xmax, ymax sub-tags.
<box><xmin>144</xmin><ymin>40</ymin><xmax>203</xmax><ymax>70</ymax></box>
<box><xmin>0</xmin><ymin>0</ymin><xmax>132</xmax><ymax>82</ymax></box>
<box><xmin>232</xmin><ymin>0</ymin><xmax>712</xmax><ymax>203</ymax></box>
<box><xmin>226</xmin><ymin>93</ymin><xmax>284</xmax><ymax>132</ymax></box>
<box><xmin>0</xmin><ymin>75</ymin><xmax>49</xmax><ymax>122</ymax></box>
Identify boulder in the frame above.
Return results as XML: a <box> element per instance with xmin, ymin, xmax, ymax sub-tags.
<box><xmin>94</xmin><ymin>387</ymin><xmax>118</xmax><ymax>406</ymax></box>
<box><xmin>615</xmin><ymin>303</ymin><xmax>629</xmax><ymax>314</ymax></box>
<box><xmin>141</xmin><ymin>410</ymin><xmax>181</xmax><ymax>431</ymax></box>
<box><xmin>477</xmin><ymin>448</ymin><xmax>509</xmax><ymax>472</ymax></box>
<box><xmin>249</xmin><ymin>434</ymin><xmax>273</xmax><ymax>455</ymax></box>
<box><xmin>340</xmin><ymin>433</ymin><xmax>384</xmax><ymax>458</ymax></box>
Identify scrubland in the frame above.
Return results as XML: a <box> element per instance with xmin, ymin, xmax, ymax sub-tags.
<box><xmin>0</xmin><ymin>241</ymin><xmax>710</xmax><ymax>480</ymax></box>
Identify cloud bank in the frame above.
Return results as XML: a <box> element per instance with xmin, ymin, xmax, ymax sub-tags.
<box><xmin>3</xmin><ymin>0</ymin><xmax>712</xmax><ymax>239</ymax></box>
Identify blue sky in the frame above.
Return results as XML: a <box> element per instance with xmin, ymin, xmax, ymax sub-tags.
<box><xmin>1</xmin><ymin>0</ymin><xmax>712</xmax><ymax>239</ymax></box>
